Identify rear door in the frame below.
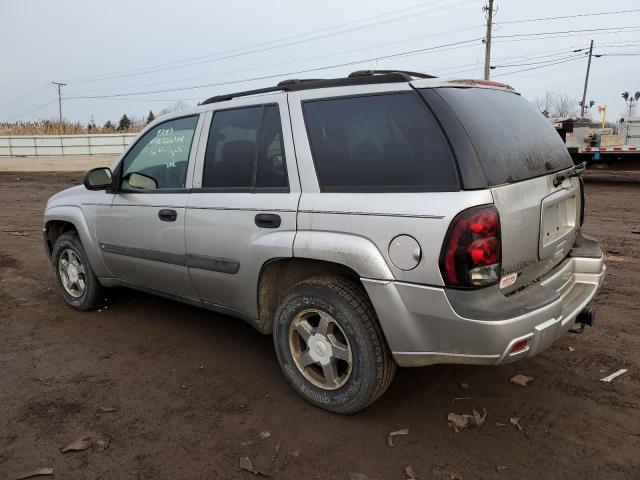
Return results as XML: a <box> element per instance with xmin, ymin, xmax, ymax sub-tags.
<box><xmin>429</xmin><ymin>87</ymin><xmax>579</xmax><ymax>291</ymax></box>
<box><xmin>287</xmin><ymin>83</ymin><xmax>491</xmax><ymax>289</ymax></box>
<box><xmin>185</xmin><ymin>95</ymin><xmax>300</xmax><ymax>319</ymax></box>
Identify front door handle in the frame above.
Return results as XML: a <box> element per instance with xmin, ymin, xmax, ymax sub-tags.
<box><xmin>158</xmin><ymin>209</ymin><xmax>177</xmax><ymax>222</ymax></box>
<box><xmin>255</xmin><ymin>213</ymin><xmax>281</xmax><ymax>229</ymax></box>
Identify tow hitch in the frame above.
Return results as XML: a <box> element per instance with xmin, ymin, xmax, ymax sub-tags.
<box><xmin>569</xmin><ymin>306</ymin><xmax>596</xmax><ymax>334</ymax></box>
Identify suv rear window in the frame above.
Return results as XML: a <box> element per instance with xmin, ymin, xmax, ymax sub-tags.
<box><xmin>429</xmin><ymin>88</ymin><xmax>573</xmax><ymax>185</ymax></box>
<box><xmin>303</xmin><ymin>92</ymin><xmax>458</xmax><ymax>192</ymax></box>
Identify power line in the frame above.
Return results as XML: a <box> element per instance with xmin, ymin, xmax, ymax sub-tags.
<box><xmin>63</xmin><ymin>37</ymin><xmax>484</xmax><ymax>100</ymax></box>
<box><xmin>65</xmin><ymin>46</ymin><xmax>591</xmax><ymax>101</ymax></box>
<box><xmin>492</xmin><ymin>55</ymin><xmax>585</xmax><ymax>77</ymax></box>
<box><xmin>71</xmin><ymin>25</ymin><xmax>640</xmax><ymax>96</ymax></box>
<box><xmin>496</xmin><ymin>8</ymin><xmax>640</xmax><ymax>25</ymax></box>
<box><xmin>491</xmin><ymin>53</ymin><xmax>585</xmax><ymax>69</ymax></box>
<box><xmin>71</xmin><ymin>0</ymin><xmax>480</xmax><ymax>84</ymax></box>
<box><xmin>65</xmin><ymin>24</ymin><xmax>485</xmax><ymax>97</ymax></box>
<box><xmin>447</xmin><ymin>47</ymin><xmax>590</xmax><ymax>77</ymax></box>
<box><xmin>0</xmin><ymin>84</ymin><xmax>49</xmax><ymax>110</ymax></box>
<box><xmin>69</xmin><ymin>0</ymin><xmax>456</xmax><ymax>82</ymax></box>
<box><xmin>69</xmin><ymin>6</ymin><xmax>638</xmax><ymax>86</ymax></box>
<box><xmin>8</xmin><ymin>7</ymin><xmax>637</xmax><ymax>118</ymax></box>
<box><xmin>64</xmin><ymin>33</ymin><xmax>634</xmax><ymax>102</ymax></box>
<box><xmin>495</xmin><ymin>25</ymin><xmax>640</xmax><ymax>39</ymax></box>
<box><xmin>596</xmin><ymin>52</ymin><xmax>640</xmax><ymax>56</ymax></box>
<box><xmin>494</xmin><ymin>26</ymin><xmax>640</xmax><ymax>43</ymax></box>
<box><xmin>65</xmin><ymin>26</ymin><xmax>640</xmax><ymax>100</ymax></box>
<box><xmin>6</xmin><ymin>100</ymin><xmax>57</xmax><ymax>121</ymax></box>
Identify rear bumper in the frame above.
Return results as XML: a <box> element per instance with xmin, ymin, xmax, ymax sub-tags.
<box><xmin>362</xmin><ymin>237</ymin><xmax>605</xmax><ymax>367</ymax></box>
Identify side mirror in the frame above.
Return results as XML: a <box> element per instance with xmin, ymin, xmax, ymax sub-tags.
<box><xmin>84</xmin><ymin>167</ymin><xmax>113</xmax><ymax>190</ymax></box>
<box><xmin>128</xmin><ymin>172</ymin><xmax>158</xmax><ymax>190</ymax></box>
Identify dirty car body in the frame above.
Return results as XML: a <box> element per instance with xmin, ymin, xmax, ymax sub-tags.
<box><xmin>43</xmin><ymin>71</ymin><xmax>606</xmax><ymax>413</ymax></box>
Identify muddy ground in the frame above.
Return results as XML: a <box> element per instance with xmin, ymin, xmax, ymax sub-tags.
<box><xmin>1</xmin><ymin>171</ymin><xmax>639</xmax><ymax>480</ymax></box>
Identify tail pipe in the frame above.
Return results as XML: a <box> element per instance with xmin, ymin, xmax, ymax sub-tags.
<box><xmin>571</xmin><ymin>305</ymin><xmax>596</xmax><ymax>334</ymax></box>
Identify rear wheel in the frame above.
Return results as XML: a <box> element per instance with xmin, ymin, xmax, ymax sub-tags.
<box><xmin>273</xmin><ymin>276</ymin><xmax>395</xmax><ymax>413</ymax></box>
<box><xmin>52</xmin><ymin>231</ymin><xmax>104</xmax><ymax>310</ymax></box>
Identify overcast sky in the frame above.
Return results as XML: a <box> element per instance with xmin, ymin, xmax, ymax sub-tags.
<box><xmin>1</xmin><ymin>0</ymin><xmax>639</xmax><ymax>124</ymax></box>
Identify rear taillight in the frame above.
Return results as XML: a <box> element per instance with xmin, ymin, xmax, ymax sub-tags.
<box><xmin>439</xmin><ymin>205</ymin><xmax>501</xmax><ymax>288</ymax></box>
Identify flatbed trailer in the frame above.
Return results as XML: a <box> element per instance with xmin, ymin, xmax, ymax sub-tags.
<box><xmin>551</xmin><ymin>117</ymin><xmax>640</xmax><ymax>166</ymax></box>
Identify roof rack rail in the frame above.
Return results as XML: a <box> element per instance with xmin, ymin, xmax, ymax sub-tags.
<box><xmin>200</xmin><ymin>70</ymin><xmax>434</xmax><ymax>105</ymax></box>
<box><xmin>277</xmin><ymin>78</ymin><xmax>322</xmax><ymax>86</ymax></box>
<box><xmin>348</xmin><ymin>69</ymin><xmax>436</xmax><ymax>80</ymax></box>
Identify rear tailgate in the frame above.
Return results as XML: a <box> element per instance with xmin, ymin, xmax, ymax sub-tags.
<box><xmin>427</xmin><ymin>86</ymin><xmax>579</xmax><ymax>291</ymax></box>
<box><xmin>492</xmin><ymin>174</ymin><xmax>580</xmax><ymax>290</ymax></box>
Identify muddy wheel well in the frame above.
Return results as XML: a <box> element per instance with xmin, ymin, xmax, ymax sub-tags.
<box><xmin>257</xmin><ymin>258</ymin><xmax>364</xmax><ymax>333</ymax></box>
<box><xmin>44</xmin><ymin>220</ymin><xmax>77</xmax><ymax>257</ymax></box>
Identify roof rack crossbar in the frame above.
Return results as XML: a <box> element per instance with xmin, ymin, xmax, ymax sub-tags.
<box><xmin>200</xmin><ymin>70</ymin><xmax>435</xmax><ymax>105</ymax></box>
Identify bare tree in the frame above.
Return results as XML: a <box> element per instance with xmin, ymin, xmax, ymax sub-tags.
<box><xmin>158</xmin><ymin>100</ymin><xmax>191</xmax><ymax>117</ymax></box>
<box><xmin>554</xmin><ymin>93</ymin><xmax>580</xmax><ymax>118</ymax></box>
<box><xmin>533</xmin><ymin>90</ymin><xmax>556</xmax><ymax>116</ymax></box>
<box><xmin>532</xmin><ymin>91</ymin><xmax>580</xmax><ymax>118</ymax></box>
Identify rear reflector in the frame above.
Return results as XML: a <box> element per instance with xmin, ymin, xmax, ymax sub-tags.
<box><xmin>511</xmin><ymin>340</ymin><xmax>528</xmax><ymax>353</ymax></box>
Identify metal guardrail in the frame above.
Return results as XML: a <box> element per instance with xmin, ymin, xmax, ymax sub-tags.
<box><xmin>0</xmin><ymin>134</ymin><xmax>137</xmax><ymax>156</ymax></box>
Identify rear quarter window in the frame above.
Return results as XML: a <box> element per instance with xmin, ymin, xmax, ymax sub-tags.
<box><xmin>302</xmin><ymin>92</ymin><xmax>459</xmax><ymax>192</ymax></box>
<box><xmin>429</xmin><ymin>88</ymin><xmax>573</xmax><ymax>185</ymax></box>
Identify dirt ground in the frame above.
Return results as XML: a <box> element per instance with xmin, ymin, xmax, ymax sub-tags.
<box><xmin>1</xmin><ymin>170</ymin><xmax>639</xmax><ymax>480</ymax></box>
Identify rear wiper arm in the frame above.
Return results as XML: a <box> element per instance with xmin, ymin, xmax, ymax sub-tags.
<box><xmin>553</xmin><ymin>161</ymin><xmax>586</xmax><ymax>187</ymax></box>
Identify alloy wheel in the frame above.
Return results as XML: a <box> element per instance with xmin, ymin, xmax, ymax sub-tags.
<box><xmin>58</xmin><ymin>248</ymin><xmax>86</xmax><ymax>298</ymax></box>
<box><xmin>288</xmin><ymin>309</ymin><xmax>353</xmax><ymax>390</ymax></box>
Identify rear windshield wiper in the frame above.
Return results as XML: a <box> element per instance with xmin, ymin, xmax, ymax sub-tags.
<box><xmin>553</xmin><ymin>161</ymin><xmax>586</xmax><ymax>187</ymax></box>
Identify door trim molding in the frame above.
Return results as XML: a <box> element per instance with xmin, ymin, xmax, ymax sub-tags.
<box><xmin>99</xmin><ymin>243</ymin><xmax>240</xmax><ymax>274</ymax></box>
<box><xmin>186</xmin><ymin>253</ymin><xmax>240</xmax><ymax>274</ymax></box>
<box><xmin>100</xmin><ymin>243</ymin><xmax>186</xmax><ymax>266</ymax></box>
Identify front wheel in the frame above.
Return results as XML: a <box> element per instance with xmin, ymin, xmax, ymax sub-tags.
<box><xmin>273</xmin><ymin>276</ymin><xmax>395</xmax><ymax>413</ymax></box>
<box><xmin>51</xmin><ymin>231</ymin><xmax>104</xmax><ymax>310</ymax></box>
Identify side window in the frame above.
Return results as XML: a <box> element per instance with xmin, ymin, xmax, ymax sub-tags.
<box><xmin>303</xmin><ymin>93</ymin><xmax>458</xmax><ymax>191</ymax></box>
<box><xmin>121</xmin><ymin>115</ymin><xmax>198</xmax><ymax>190</ymax></box>
<box><xmin>256</xmin><ymin>106</ymin><xmax>287</xmax><ymax>188</ymax></box>
<box><xmin>202</xmin><ymin>105</ymin><xmax>288</xmax><ymax>189</ymax></box>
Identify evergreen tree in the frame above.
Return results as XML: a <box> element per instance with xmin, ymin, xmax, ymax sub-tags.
<box><xmin>104</xmin><ymin>120</ymin><xmax>114</xmax><ymax>131</ymax></box>
<box><xmin>146</xmin><ymin>110</ymin><xmax>156</xmax><ymax>124</ymax></box>
<box><xmin>118</xmin><ymin>114</ymin><xmax>131</xmax><ymax>132</ymax></box>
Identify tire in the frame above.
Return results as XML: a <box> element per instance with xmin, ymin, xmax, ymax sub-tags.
<box><xmin>51</xmin><ymin>231</ymin><xmax>104</xmax><ymax>310</ymax></box>
<box><xmin>273</xmin><ymin>276</ymin><xmax>395</xmax><ymax>413</ymax></box>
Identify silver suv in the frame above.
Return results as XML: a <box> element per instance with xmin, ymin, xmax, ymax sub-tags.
<box><xmin>44</xmin><ymin>70</ymin><xmax>606</xmax><ymax>413</ymax></box>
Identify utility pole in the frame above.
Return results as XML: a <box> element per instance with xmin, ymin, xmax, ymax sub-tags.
<box><xmin>580</xmin><ymin>40</ymin><xmax>594</xmax><ymax>118</ymax></box>
<box><xmin>483</xmin><ymin>0</ymin><xmax>495</xmax><ymax>80</ymax></box>
<box><xmin>51</xmin><ymin>81</ymin><xmax>66</xmax><ymax>124</ymax></box>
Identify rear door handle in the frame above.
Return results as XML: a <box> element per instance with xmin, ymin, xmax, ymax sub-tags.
<box><xmin>255</xmin><ymin>213</ymin><xmax>281</xmax><ymax>229</ymax></box>
<box><xmin>158</xmin><ymin>209</ymin><xmax>177</xmax><ymax>222</ymax></box>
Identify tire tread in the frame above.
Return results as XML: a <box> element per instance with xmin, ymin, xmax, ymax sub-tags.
<box><xmin>287</xmin><ymin>275</ymin><xmax>396</xmax><ymax>413</ymax></box>
<box><xmin>52</xmin><ymin>231</ymin><xmax>104</xmax><ymax>311</ymax></box>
